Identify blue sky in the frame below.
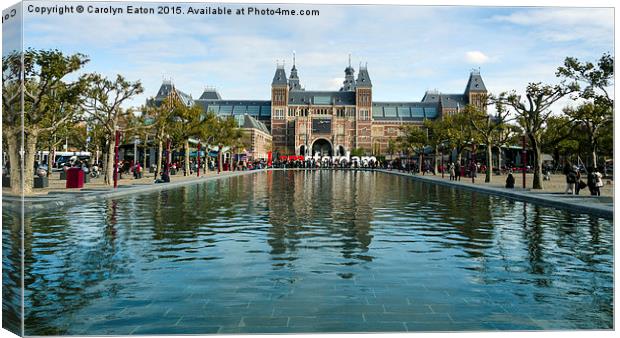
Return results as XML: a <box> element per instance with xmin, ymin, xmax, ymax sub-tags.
<box><xmin>12</xmin><ymin>0</ymin><xmax>616</xmax><ymax>109</ymax></box>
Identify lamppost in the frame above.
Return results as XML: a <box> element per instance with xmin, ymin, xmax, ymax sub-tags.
<box><xmin>440</xmin><ymin>142</ymin><xmax>445</xmax><ymax>179</ymax></box>
<box><xmin>133</xmin><ymin>136</ymin><xmax>139</xmax><ymax>168</ymax></box>
<box><xmin>114</xmin><ymin>129</ymin><xmax>120</xmax><ymax>189</ymax></box>
<box><xmin>197</xmin><ymin>139</ymin><xmax>201</xmax><ymax>178</ymax></box>
<box><xmin>165</xmin><ymin>135</ymin><xmax>171</xmax><ymax>178</ymax></box>
<box><xmin>472</xmin><ymin>143</ymin><xmax>477</xmax><ymax>184</ymax></box>
<box><xmin>522</xmin><ymin>134</ymin><xmax>527</xmax><ymax>189</ymax></box>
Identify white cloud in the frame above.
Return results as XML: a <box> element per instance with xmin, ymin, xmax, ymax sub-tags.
<box><xmin>490</xmin><ymin>8</ymin><xmax>613</xmax><ymax>43</ymax></box>
<box><xmin>465</xmin><ymin>51</ymin><xmax>489</xmax><ymax>64</ymax></box>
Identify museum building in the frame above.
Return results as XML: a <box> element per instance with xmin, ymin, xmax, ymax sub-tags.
<box><xmin>148</xmin><ymin>57</ymin><xmax>487</xmax><ymax>158</ymax></box>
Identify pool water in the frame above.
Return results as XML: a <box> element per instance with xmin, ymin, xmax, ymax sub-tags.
<box><xmin>2</xmin><ymin>170</ymin><xmax>614</xmax><ymax>334</ymax></box>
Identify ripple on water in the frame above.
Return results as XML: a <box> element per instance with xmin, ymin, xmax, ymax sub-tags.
<box><xmin>2</xmin><ymin>170</ymin><xmax>613</xmax><ymax>334</ymax></box>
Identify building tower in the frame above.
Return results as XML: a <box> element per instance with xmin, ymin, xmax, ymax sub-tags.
<box><xmin>355</xmin><ymin>63</ymin><xmax>372</xmax><ymax>152</ymax></box>
<box><xmin>271</xmin><ymin>62</ymin><xmax>290</xmax><ymax>155</ymax></box>
<box><xmin>288</xmin><ymin>52</ymin><xmax>303</xmax><ymax>91</ymax></box>
<box><xmin>464</xmin><ymin>69</ymin><xmax>488</xmax><ymax>112</ymax></box>
<box><xmin>341</xmin><ymin>54</ymin><xmax>356</xmax><ymax>91</ymax></box>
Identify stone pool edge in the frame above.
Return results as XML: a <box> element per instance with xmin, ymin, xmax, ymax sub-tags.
<box><xmin>3</xmin><ymin>168</ymin><xmax>613</xmax><ymax>218</ymax></box>
<box><xmin>378</xmin><ymin>169</ymin><xmax>613</xmax><ymax>219</ymax></box>
<box><xmin>1</xmin><ymin>169</ymin><xmax>265</xmax><ymax>212</ymax></box>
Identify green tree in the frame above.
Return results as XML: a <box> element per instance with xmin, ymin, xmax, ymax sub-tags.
<box><xmin>557</xmin><ymin>53</ymin><xmax>613</xmax><ymax>107</ymax></box>
<box><xmin>212</xmin><ymin>116</ymin><xmax>243</xmax><ymax>172</ymax></box>
<box><xmin>168</xmin><ymin>101</ymin><xmax>208</xmax><ymax>176</ymax></box>
<box><xmin>398</xmin><ymin>124</ymin><xmax>427</xmax><ymax>172</ymax></box>
<box><xmin>423</xmin><ymin>118</ymin><xmax>448</xmax><ymax>174</ymax></box>
<box><xmin>386</xmin><ymin>139</ymin><xmax>397</xmax><ymax>160</ymax></box>
<box><xmin>81</xmin><ymin>74</ymin><xmax>144</xmax><ymax>186</ymax></box>
<box><xmin>466</xmin><ymin>99</ymin><xmax>514</xmax><ymax>182</ymax></box>
<box><xmin>557</xmin><ymin>53</ymin><xmax>613</xmax><ymax>168</ymax></box>
<box><xmin>2</xmin><ymin>49</ymin><xmax>88</xmax><ymax>194</ymax></box>
<box><xmin>563</xmin><ymin>103</ymin><xmax>612</xmax><ymax>168</ymax></box>
<box><xmin>495</xmin><ymin>81</ymin><xmax>578</xmax><ymax>189</ymax></box>
<box><xmin>442</xmin><ymin>110</ymin><xmax>478</xmax><ymax>165</ymax></box>
<box><xmin>541</xmin><ymin>115</ymin><xmax>579</xmax><ymax>168</ymax></box>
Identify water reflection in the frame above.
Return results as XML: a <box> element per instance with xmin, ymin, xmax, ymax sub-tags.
<box><xmin>1</xmin><ymin>170</ymin><xmax>614</xmax><ymax>334</ymax></box>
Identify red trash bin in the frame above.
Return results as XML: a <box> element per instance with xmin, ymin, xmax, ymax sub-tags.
<box><xmin>66</xmin><ymin>167</ymin><xmax>84</xmax><ymax>188</ymax></box>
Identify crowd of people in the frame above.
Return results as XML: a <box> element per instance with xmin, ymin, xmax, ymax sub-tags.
<box><xmin>562</xmin><ymin>162</ymin><xmax>604</xmax><ymax>196</ymax></box>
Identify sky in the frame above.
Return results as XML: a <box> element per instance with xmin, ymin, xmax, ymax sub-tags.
<box><xmin>6</xmin><ymin>0</ymin><xmax>616</xmax><ymax>110</ymax></box>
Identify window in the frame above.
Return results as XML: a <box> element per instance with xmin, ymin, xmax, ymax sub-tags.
<box><xmin>346</xmin><ymin>107</ymin><xmax>356</xmax><ymax>117</ymax></box>
<box><xmin>247</xmin><ymin>105</ymin><xmax>260</xmax><ymax>116</ymax></box>
<box><xmin>424</xmin><ymin>107</ymin><xmax>438</xmax><ymax>118</ymax></box>
<box><xmin>260</xmin><ymin>106</ymin><xmax>271</xmax><ymax>117</ymax></box>
<box><xmin>372</xmin><ymin>106</ymin><xmax>383</xmax><ymax>118</ymax></box>
<box><xmin>233</xmin><ymin>105</ymin><xmax>246</xmax><ymax>115</ymax></box>
<box><xmin>359</xmin><ymin>109</ymin><xmax>370</xmax><ymax>120</ymax></box>
<box><xmin>411</xmin><ymin>107</ymin><xmax>424</xmax><ymax>117</ymax></box>
<box><xmin>397</xmin><ymin>107</ymin><xmax>410</xmax><ymax>117</ymax></box>
<box><xmin>384</xmin><ymin>107</ymin><xmax>397</xmax><ymax>117</ymax></box>
<box><xmin>314</xmin><ymin>96</ymin><xmax>331</xmax><ymax>105</ymax></box>
<box><xmin>273</xmin><ymin>108</ymin><xmax>285</xmax><ymax>120</ymax></box>
<box><xmin>219</xmin><ymin>105</ymin><xmax>233</xmax><ymax>114</ymax></box>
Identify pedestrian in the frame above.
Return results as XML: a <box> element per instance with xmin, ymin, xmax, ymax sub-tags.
<box><xmin>593</xmin><ymin>167</ymin><xmax>603</xmax><ymax>196</ymax></box>
<box><xmin>505</xmin><ymin>171</ymin><xmax>515</xmax><ymax>188</ymax></box>
<box><xmin>455</xmin><ymin>162</ymin><xmax>461</xmax><ymax>181</ymax></box>
<box><xmin>575</xmin><ymin>167</ymin><xmax>582</xmax><ymax>195</ymax></box>
<box><xmin>565</xmin><ymin>166</ymin><xmax>577</xmax><ymax>195</ymax></box>
<box><xmin>449</xmin><ymin>163</ymin><xmax>455</xmax><ymax>181</ymax></box>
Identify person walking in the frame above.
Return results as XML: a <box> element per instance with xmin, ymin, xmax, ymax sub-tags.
<box><xmin>455</xmin><ymin>162</ymin><xmax>461</xmax><ymax>181</ymax></box>
<box><xmin>575</xmin><ymin>167</ymin><xmax>582</xmax><ymax>195</ymax></box>
<box><xmin>593</xmin><ymin>167</ymin><xmax>603</xmax><ymax>196</ymax></box>
<box><xmin>565</xmin><ymin>166</ymin><xmax>577</xmax><ymax>195</ymax></box>
<box><xmin>449</xmin><ymin>163</ymin><xmax>455</xmax><ymax>181</ymax></box>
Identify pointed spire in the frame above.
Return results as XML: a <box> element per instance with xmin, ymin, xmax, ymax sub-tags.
<box><xmin>348</xmin><ymin>53</ymin><xmax>351</xmax><ymax>68</ymax></box>
<box><xmin>288</xmin><ymin>52</ymin><xmax>302</xmax><ymax>91</ymax></box>
<box><xmin>356</xmin><ymin>63</ymin><xmax>372</xmax><ymax>88</ymax></box>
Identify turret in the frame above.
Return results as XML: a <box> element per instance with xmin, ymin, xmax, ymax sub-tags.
<box><xmin>288</xmin><ymin>52</ymin><xmax>303</xmax><ymax>91</ymax></box>
<box><xmin>340</xmin><ymin>54</ymin><xmax>356</xmax><ymax>91</ymax></box>
<box><xmin>464</xmin><ymin>69</ymin><xmax>487</xmax><ymax>111</ymax></box>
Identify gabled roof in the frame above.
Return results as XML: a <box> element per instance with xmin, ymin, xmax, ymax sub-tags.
<box><xmin>464</xmin><ymin>71</ymin><xmax>487</xmax><ymax>94</ymax></box>
<box><xmin>199</xmin><ymin>88</ymin><xmax>222</xmax><ymax>100</ymax></box>
<box><xmin>153</xmin><ymin>81</ymin><xmax>192</xmax><ymax>106</ymax></box>
<box><xmin>242</xmin><ymin>114</ymin><xmax>270</xmax><ymax>134</ymax></box>
<box><xmin>439</xmin><ymin>94</ymin><xmax>467</xmax><ymax>109</ymax></box>
<box><xmin>272</xmin><ymin>66</ymin><xmax>288</xmax><ymax>86</ymax></box>
<box><xmin>421</xmin><ymin>90</ymin><xmax>441</xmax><ymax>103</ymax></box>
<box><xmin>356</xmin><ymin>66</ymin><xmax>372</xmax><ymax>88</ymax></box>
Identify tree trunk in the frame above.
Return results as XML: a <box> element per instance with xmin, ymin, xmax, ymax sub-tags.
<box><xmin>231</xmin><ymin>150</ymin><xmax>235</xmax><ymax>172</ymax></box>
<box><xmin>184</xmin><ymin>139</ymin><xmax>190</xmax><ymax>176</ymax></box>
<box><xmin>21</xmin><ymin>131</ymin><xmax>39</xmax><ymax>195</ymax></box>
<box><xmin>143</xmin><ymin>134</ymin><xmax>148</xmax><ymax>170</ymax></box>
<box><xmin>419</xmin><ymin>151</ymin><xmax>423</xmax><ymax>174</ymax></box>
<box><xmin>156</xmin><ymin>139</ymin><xmax>163</xmax><ymax>179</ymax></box>
<box><xmin>6</xmin><ymin>130</ymin><xmax>22</xmax><ymax>195</ymax></box>
<box><xmin>104</xmin><ymin>137</ymin><xmax>115</xmax><ymax>186</ymax></box>
<box><xmin>530</xmin><ymin>136</ymin><xmax>543</xmax><ymax>190</ymax></box>
<box><xmin>497</xmin><ymin>146</ymin><xmax>503</xmax><ymax>174</ymax></box>
<box><xmin>433</xmin><ymin>146</ymin><xmax>439</xmax><ymax>174</ymax></box>
<box><xmin>217</xmin><ymin>149</ymin><xmax>223</xmax><ymax>173</ymax></box>
<box><xmin>485</xmin><ymin>144</ymin><xmax>493</xmax><ymax>183</ymax></box>
<box><xmin>46</xmin><ymin>145</ymin><xmax>54</xmax><ymax>178</ymax></box>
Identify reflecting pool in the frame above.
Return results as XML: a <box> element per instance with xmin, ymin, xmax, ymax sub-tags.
<box><xmin>2</xmin><ymin>170</ymin><xmax>614</xmax><ymax>334</ymax></box>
